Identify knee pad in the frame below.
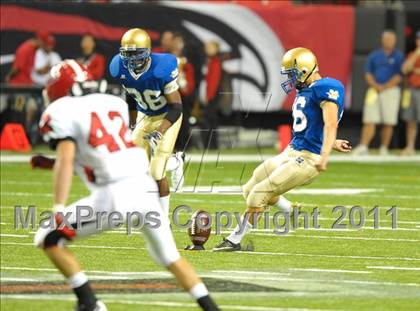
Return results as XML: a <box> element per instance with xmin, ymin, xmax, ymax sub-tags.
<box><xmin>34</xmin><ymin>223</ymin><xmax>76</xmax><ymax>248</ymax></box>
<box><xmin>43</xmin><ymin>230</ymin><xmax>69</xmax><ymax>248</ymax></box>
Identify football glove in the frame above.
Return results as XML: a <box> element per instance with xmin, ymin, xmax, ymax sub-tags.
<box><xmin>31</xmin><ymin>155</ymin><xmax>55</xmax><ymax>170</ymax></box>
<box><xmin>144</xmin><ymin>131</ymin><xmax>163</xmax><ymax>156</ymax></box>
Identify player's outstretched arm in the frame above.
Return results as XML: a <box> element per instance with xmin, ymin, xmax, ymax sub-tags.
<box><xmin>53</xmin><ymin>140</ymin><xmax>76</xmax><ymax>208</ymax></box>
<box><xmin>317</xmin><ymin>101</ymin><xmax>339</xmax><ymax>172</ymax></box>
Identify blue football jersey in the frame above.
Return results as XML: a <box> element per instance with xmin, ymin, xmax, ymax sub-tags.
<box><xmin>109</xmin><ymin>53</ymin><xmax>179</xmax><ymax>116</ymax></box>
<box><xmin>290</xmin><ymin>77</ymin><xmax>345</xmax><ymax>155</ymax></box>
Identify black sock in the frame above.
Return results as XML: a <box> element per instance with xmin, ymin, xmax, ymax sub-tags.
<box><xmin>197</xmin><ymin>295</ymin><xmax>220</xmax><ymax>311</ymax></box>
<box><xmin>73</xmin><ymin>281</ymin><xmax>97</xmax><ymax>309</ymax></box>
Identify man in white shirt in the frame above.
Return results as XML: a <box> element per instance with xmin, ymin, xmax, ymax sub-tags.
<box><xmin>31</xmin><ymin>34</ymin><xmax>61</xmax><ymax>86</ymax></box>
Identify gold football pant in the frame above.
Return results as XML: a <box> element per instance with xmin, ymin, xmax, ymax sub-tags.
<box><xmin>242</xmin><ymin>147</ymin><xmax>320</xmax><ymax>210</ymax></box>
<box><xmin>132</xmin><ymin>112</ymin><xmax>182</xmax><ymax>181</ymax></box>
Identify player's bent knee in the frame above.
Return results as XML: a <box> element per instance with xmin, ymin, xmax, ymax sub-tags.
<box><xmin>242</xmin><ymin>179</ymin><xmax>255</xmax><ymax>200</ymax></box>
<box><xmin>34</xmin><ymin>223</ymin><xmax>76</xmax><ymax>248</ymax></box>
<box><xmin>246</xmin><ymin>182</ymin><xmax>275</xmax><ymax>210</ymax></box>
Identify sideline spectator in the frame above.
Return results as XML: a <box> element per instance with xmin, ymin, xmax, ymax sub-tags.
<box><xmin>31</xmin><ymin>34</ymin><xmax>61</xmax><ymax>86</ymax></box>
<box><xmin>154</xmin><ymin>30</ymin><xmax>174</xmax><ymax>53</ymax></box>
<box><xmin>199</xmin><ymin>40</ymin><xmax>222</xmax><ymax>150</ymax></box>
<box><xmin>172</xmin><ymin>33</ymin><xmax>196</xmax><ymax>150</ymax></box>
<box><xmin>353</xmin><ymin>30</ymin><xmax>404</xmax><ymax>155</ymax></box>
<box><xmin>400</xmin><ymin>30</ymin><xmax>420</xmax><ymax>156</ymax></box>
<box><xmin>77</xmin><ymin>34</ymin><xmax>106</xmax><ymax>80</ymax></box>
<box><xmin>5</xmin><ymin>32</ymin><xmax>48</xmax><ymax>85</ymax></box>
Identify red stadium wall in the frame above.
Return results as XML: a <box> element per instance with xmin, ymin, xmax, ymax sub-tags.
<box><xmin>0</xmin><ymin>2</ymin><xmax>354</xmax><ymax>112</ymax></box>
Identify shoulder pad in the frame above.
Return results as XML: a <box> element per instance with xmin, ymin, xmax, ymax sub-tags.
<box><xmin>109</xmin><ymin>54</ymin><xmax>121</xmax><ymax>78</ymax></box>
<box><xmin>153</xmin><ymin>53</ymin><xmax>178</xmax><ymax>80</ymax></box>
<box><xmin>312</xmin><ymin>78</ymin><xmax>345</xmax><ymax>105</ymax></box>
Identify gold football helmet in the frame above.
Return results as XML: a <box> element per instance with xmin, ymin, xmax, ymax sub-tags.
<box><xmin>120</xmin><ymin>28</ymin><xmax>152</xmax><ymax>77</ymax></box>
<box><xmin>281</xmin><ymin>47</ymin><xmax>318</xmax><ymax>94</ymax></box>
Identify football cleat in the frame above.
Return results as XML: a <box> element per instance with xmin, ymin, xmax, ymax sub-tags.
<box><xmin>169</xmin><ymin>151</ymin><xmax>185</xmax><ymax>191</ymax></box>
<box><xmin>76</xmin><ymin>301</ymin><xmax>107</xmax><ymax>311</ymax></box>
<box><xmin>213</xmin><ymin>238</ymin><xmax>241</xmax><ymax>252</ymax></box>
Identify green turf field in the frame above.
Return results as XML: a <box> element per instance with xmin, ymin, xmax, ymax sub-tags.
<box><xmin>1</xmin><ymin>156</ymin><xmax>420</xmax><ymax>311</ymax></box>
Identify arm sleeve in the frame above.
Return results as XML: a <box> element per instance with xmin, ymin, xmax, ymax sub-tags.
<box><xmin>90</xmin><ymin>54</ymin><xmax>106</xmax><ymax>80</ymax></box>
<box><xmin>13</xmin><ymin>45</ymin><xmax>26</xmax><ymax>70</ymax></box>
<box><xmin>206</xmin><ymin>58</ymin><xmax>222</xmax><ymax>102</ymax></box>
<box><xmin>313</xmin><ymin>81</ymin><xmax>345</xmax><ymax>107</ymax></box>
<box><xmin>39</xmin><ymin>105</ymin><xmax>76</xmax><ymax>150</ymax></box>
<box><xmin>182</xmin><ymin>62</ymin><xmax>196</xmax><ymax>97</ymax></box>
<box><xmin>364</xmin><ymin>52</ymin><xmax>375</xmax><ymax>74</ymax></box>
<box><xmin>126</xmin><ymin>92</ymin><xmax>137</xmax><ymax>111</ymax></box>
<box><xmin>109</xmin><ymin>54</ymin><xmax>121</xmax><ymax>79</ymax></box>
<box><xmin>33</xmin><ymin>50</ymin><xmax>44</xmax><ymax>70</ymax></box>
<box><xmin>162</xmin><ymin>55</ymin><xmax>180</xmax><ymax>94</ymax></box>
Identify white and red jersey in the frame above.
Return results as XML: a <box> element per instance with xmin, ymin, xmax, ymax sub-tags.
<box><xmin>40</xmin><ymin>93</ymin><xmax>149</xmax><ymax>186</ymax></box>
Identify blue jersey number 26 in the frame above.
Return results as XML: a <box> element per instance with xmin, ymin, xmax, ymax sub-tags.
<box><xmin>292</xmin><ymin>96</ymin><xmax>307</xmax><ymax>132</ymax></box>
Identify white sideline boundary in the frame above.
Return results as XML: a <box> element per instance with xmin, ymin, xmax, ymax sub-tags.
<box><xmin>2</xmin><ymin>154</ymin><xmax>420</xmax><ymax>163</ymax></box>
<box><xmin>2</xmin><ymin>241</ymin><xmax>420</xmax><ymax>262</ymax></box>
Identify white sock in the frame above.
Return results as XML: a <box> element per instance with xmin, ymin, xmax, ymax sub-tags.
<box><xmin>190</xmin><ymin>283</ymin><xmax>209</xmax><ymax>299</ymax></box>
<box><xmin>276</xmin><ymin>196</ymin><xmax>292</xmax><ymax>213</ymax></box>
<box><xmin>227</xmin><ymin>221</ymin><xmax>252</xmax><ymax>244</ymax></box>
<box><xmin>67</xmin><ymin>271</ymin><xmax>88</xmax><ymax>289</ymax></box>
<box><xmin>159</xmin><ymin>195</ymin><xmax>170</xmax><ymax>218</ymax></box>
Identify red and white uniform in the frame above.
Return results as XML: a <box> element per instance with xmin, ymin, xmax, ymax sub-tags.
<box><xmin>35</xmin><ymin>92</ymin><xmax>180</xmax><ymax>266</ymax></box>
<box><xmin>40</xmin><ymin>93</ymin><xmax>148</xmax><ymax>185</ymax></box>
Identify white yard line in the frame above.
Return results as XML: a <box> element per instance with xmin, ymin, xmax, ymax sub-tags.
<box><xmin>2</xmin><ymin>241</ymin><xmax>419</xmax><ymax>262</ymax></box>
<box><xmin>288</xmin><ymin>268</ymin><xmax>371</xmax><ymax>274</ymax></box>
<box><xmin>366</xmin><ymin>266</ymin><xmax>420</xmax><ymax>271</ymax></box>
<box><xmin>211</xmin><ymin>270</ymin><xmax>290</xmax><ymax>276</ymax></box>
<box><xmin>0</xmin><ymin>242</ymin><xmax>140</xmax><ymax>250</ymax></box>
<box><xmin>0</xmin><ymin>234</ymin><xmax>29</xmax><ymax>238</ymax></box>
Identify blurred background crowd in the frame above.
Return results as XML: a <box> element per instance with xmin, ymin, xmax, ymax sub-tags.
<box><xmin>1</xmin><ymin>0</ymin><xmax>419</xmax><ymax>154</ymax></box>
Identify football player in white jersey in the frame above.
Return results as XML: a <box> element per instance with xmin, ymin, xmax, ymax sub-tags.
<box><xmin>34</xmin><ymin>60</ymin><xmax>220</xmax><ymax>311</ymax></box>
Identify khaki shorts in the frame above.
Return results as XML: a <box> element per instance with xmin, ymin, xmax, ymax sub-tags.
<box><xmin>363</xmin><ymin>87</ymin><xmax>401</xmax><ymax>126</ymax></box>
<box><xmin>132</xmin><ymin>112</ymin><xmax>182</xmax><ymax>180</ymax></box>
<box><xmin>242</xmin><ymin>147</ymin><xmax>320</xmax><ymax>209</ymax></box>
<box><xmin>401</xmin><ymin>88</ymin><xmax>420</xmax><ymax>122</ymax></box>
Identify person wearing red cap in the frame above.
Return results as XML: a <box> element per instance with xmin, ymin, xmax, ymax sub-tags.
<box><xmin>31</xmin><ymin>33</ymin><xmax>62</xmax><ymax>86</ymax></box>
<box><xmin>5</xmin><ymin>32</ymin><xmax>48</xmax><ymax>85</ymax></box>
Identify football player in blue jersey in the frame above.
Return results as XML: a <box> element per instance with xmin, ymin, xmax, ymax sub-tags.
<box><xmin>214</xmin><ymin>47</ymin><xmax>352</xmax><ymax>251</ymax></box>
<box><xmin>110</xmin><ymin>28</ymin><xmax>185</xmax><ymax>218</ymax></box>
